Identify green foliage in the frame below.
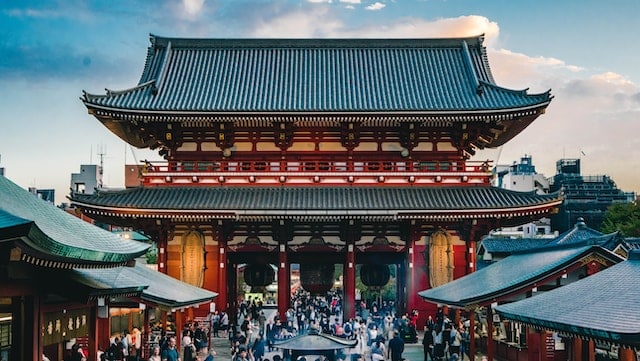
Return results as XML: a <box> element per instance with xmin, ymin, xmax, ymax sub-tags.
<box><xmin>145</xmin><ymin>244</ymin><xmax>158</xmax><ymax>264</ymax></box>
<box><xmin>600</xmin><ymin>200</ymin><xmax>640</xmax><ymax>237</ymax></box>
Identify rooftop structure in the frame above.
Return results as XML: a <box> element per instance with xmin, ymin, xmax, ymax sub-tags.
<box><xmin>549</xmin><ymin>158</ymin><xmax>635</xmax><ymax>232</ymax></box>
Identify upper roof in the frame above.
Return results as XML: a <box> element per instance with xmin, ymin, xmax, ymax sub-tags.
<box><xmin>70</xmin><ymin>263</ymin><xmax>217</xmax><ymax>309</ymax></box>
<box><xmin>70</xmin><ymin>185</ymin><xmax>562</xmax><ymax>222</ymax></box>
<box><xmin>0</xmin><ymin>176</ymin><xmax>149</xmax><ymax>267</ymax></box>
<box><xmin>418</xmin><ymin>243</ymin><xmax>623</xmax><ymax>308</ymax></box>
<box><xmin>495</xmin><ymin>250</ymin><xmax>640</xmax><ymax>348</ymax></box>
<box><xmin>82</xmin><ymin>34</ymin><xmax>551</xmax><ymax>115</ymax></box>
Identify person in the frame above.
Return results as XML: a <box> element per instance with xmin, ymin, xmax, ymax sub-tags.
<box><xmin>251</xmin><ymin>334</ymin><xmax>266</xmax><ymax>361</ymax></box>
<box><xmin>460</xmin><ymin>327</ymin><xmax>470</xmax><ymax>361</ymax></box>
<box><xmin>161</xmin><ymin>336</ymin><xmax>181</xmax><ymax>361</ymax></box>
<box><xmin>148</xmin><ymin>346</ymin><xmax>162</xmax><ymax>361</ymax></box>
<box><xmin>183</xmin><ymin>338</ymin><xmax>197</xmax><ymax>361</ymax></box>
<box><xmin>433</xmin><ymin>325</ymin><xmax>444</xmax><ymax>361</ymax></box>
<box><xmin>233</xmin><ymin>345</ymin><xmax>251</xmax><ymax>361</ymax></box>
<box><xmin>449</xmin><ymin>326</ymin><xmax>462</xmax><ymax>359</ymax></box>
<box><xmin>387</xmin><ymin>331</ymin><xmax>404</xmax><ymax>361</ymax></box>
<box><xmin>370</xmin><ymin>338</ymin><xmax>386</xmax><ymax>361</ymax></box>
<box><xmin>203</xmin><ymin>348</ymin><xmax>217</xmax><ymax>361</ymax></box>
<box><xmin>422</xmin><ymin>326</ymin><xmax>434</xmax><ymax>361</ymax></box>
<box><xmin>130</xmin><ymin>327</ymin><xmax>142</xmax><ymax>360</ymax></box>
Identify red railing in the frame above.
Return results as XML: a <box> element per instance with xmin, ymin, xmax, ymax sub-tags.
<box><xmin>139</xmin><ymin>159</ymin><xmax>492</xmax><ymax>186</ymax></box>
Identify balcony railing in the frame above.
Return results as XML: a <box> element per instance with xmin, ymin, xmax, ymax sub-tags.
<box><xmin>139</xmin><ymin>159</ymin><xmax>492</xmax><ymax>186</ymax></box>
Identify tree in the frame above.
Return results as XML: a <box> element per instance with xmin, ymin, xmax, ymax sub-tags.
<box><xmin>600</xmin><ymin>200</ymin><xmax>640</xmax><ymax>237</ymax></box>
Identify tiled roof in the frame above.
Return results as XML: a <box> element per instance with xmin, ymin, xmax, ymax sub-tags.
<box><xmin>71</xmin><ymin>263</ymin><xmax>217</xmax><ymax>309</ymax></box>
<box><xmin>0</xmin><ymin>176</ymin><xmax>149</xmax><ymax>265</ymax></box>
<box><xmin>495</xmin><ymin>250</ymin><xmax>640</xmax><ymax>348</ymax></box>
<box><xmin>70</xmin><ymin>186</ymin><xmax>562</xmax><ymax>220</ymax></box>
<box><xmin>82</xmin><ymin>35</ymin><xmax>551</xmax><ymax>114</ymax></box>
<box><xmin>418</xmin><ymin>244</ymin><xmax>623</xmax><ymax>307</ymax></box>
<box><xmin>544</xmin><ymin>218</ymin><xmax>603</xmax><ymax>246</ymax></box>
<box><xmin>479</xmin><ymin>238</ymin><xmax>548</xmax><ymax>253</ymax></box>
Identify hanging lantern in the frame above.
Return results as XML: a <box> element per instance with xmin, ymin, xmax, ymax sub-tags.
<box><xmin>244</xmin><ymin>264</ymin><xmax>275</xmax><ymax>287</ymax></box>
<box><xmin>360</xmin><ymin>264</ymin><xmax>390</xmax><ymax>288</ymax></box>
<box><xmin>300</xmin><ymin>263</ymin><xmax>335</xmax><ymax>295</ymax></box>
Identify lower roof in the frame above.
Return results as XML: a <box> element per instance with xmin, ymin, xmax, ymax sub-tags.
<box><xmin>70</xmin><ymin>262</ymin><xmax>217</xmax><ymax>309</ymax></box>
<box><xmin>0</xmin><ymin>176</ymin><xmax>149</xmax><ymax>267</ymax></box>
<box><xmin>418</xmin><ymin>243</ymin><xmax>623</xmax><ymax>308</ymax></box>
<box><xmin>70</xmin><ymin>185</ymin><xmax>562</xmax><ymax>222</ymax></box>
<box><xmin>495</xmin><ymin>251</ymin><xmax>640</xmax><ymax>348</ymax></box>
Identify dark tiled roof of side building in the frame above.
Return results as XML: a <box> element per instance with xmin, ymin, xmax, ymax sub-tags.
<box><xmin>419</xmin><ymin>243</ymin><xmax>623</xmax><ymax>307</ymax></box>
<box><xmin>495</xmin><ymin>250</ymin><xmax>640</xmax><ymax>348</ymax></box>
<box><xmin>0</xmin><ymin>175</ymin><xmax>149</xmax><ymax>266</ymax></box>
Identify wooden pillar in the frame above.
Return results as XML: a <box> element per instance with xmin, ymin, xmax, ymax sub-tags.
<box><xmin>344</xmin><ymin>242</ymin><xmax>356</xmax><ymax>321</ymax></box>
<box><xmin>277</xmin><ymin>242</ymin><xmax>290</xmax><ymax>321</ymax></box>
<box><xmin>88</xmin><ymin>306</ymin><xmax>98</xmax><ymax>361</ymax></box>
<box><xmin>217</xmin><ymin>238</ymin><xmax>228</xmax><ymax>312</ymax></box>
<box><xmin>157</xmin><ymin>225</ymin><xmax>169</xmax><ymax>274</ymax></box>
<box><xmin>339</xmin><ymin>220</ymin><xmax>361</xmax><ymax>322</ymax></box>
<box><xmin>572</xmin><ymin>337</ymin><xmax>584</xmax><ymax>361</ymax></box>
<box><xmin>97</xmin><ymin>314</ymin><xmax>110</xmax><ymax>350</ymax></box>
<box><xmin>619</xmin><ymin>346</ymin><xmax>637</xmax><ymax>361</ymax></box>
<box><xmin>142</xmin><ymin>307</ymin><xmax>150</xmax><ymax>360</ymax></box>
<box><xmin>469</xmin><ymin>310</ymin><xmax>476</xmax><ymax>361</ymax></box>
<box><xmin>396</xmin><ymin>261</ymin><xmax>407</xmax><ymax>316</ymax></box>
<box><xmin>486</xmin><ymin>306</ymin><xmax>494</xmax><ymax>361</ymax></box>
<box><xmin>213</xmin><ymin>221</ymin><xmax>231</xmax><ymax>313</ymax></box>
<box><xmin>175</xmin><ymin>310</ymin><xmax>184</xmax><ymax>349</ymax></box>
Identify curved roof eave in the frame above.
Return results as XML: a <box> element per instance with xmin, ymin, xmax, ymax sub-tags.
<box><xmin>418</xmin><ymin>245</ymin><xmax>623</xmax><ymax>308</ymax></box>
<box><xmin>82</xmin><ymin>101</ymin><xmax>551</xmax><ymax>118</ymax></box>
<box><xmin>0</xmin><ymin>176</ymin><xmax>150</xmax><ymax>265</ymax></box>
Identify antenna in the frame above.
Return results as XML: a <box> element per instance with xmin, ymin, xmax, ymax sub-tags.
<box><xmin>96</xmin><ymin>144</ymin><xmax>106</xmax><ymax>189</ymax></box>
<box><xmin>97</xmin><ymin>144</ymin><xmax>106</xmax><ymax>176</ymax></box>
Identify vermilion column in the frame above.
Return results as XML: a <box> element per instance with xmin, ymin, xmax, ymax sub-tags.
<box><xmin>217</xmin><ymin>238</ymin><xmax>228</xmax><ymax>312</ymax></box>
<box><xmin>344</xmin><ymin>243</ymin><xmax>356</xmax><ymax>320</ymax></box>
<box><xmin>277</xmin><ymin>243</ymin><xmax>290</xmax><ymax>321</ymax></box>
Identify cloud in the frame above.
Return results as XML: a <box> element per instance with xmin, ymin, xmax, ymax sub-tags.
<box><xmin>476</xmin><ymin>47</ymin><xmax>640</xmax><ymax>194</ymax></box>
<box><xmin>183</xmin><ymin>0</ymin><xmax>205</xmax><ymax>16</ymax></box>
<box><xmin>340</xmin><ymin>0</ymin><xmax>361</xmax><ymax>3</ymax></box>
<box><xmin>366</xmin><ymin>2</ymin><xmax>386</xmax><ymax>10</ymax></box>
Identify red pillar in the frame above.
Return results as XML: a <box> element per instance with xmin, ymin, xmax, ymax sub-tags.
<box><xmin>344</xmin><ymin>243</ymin><xmax>356</xmax><ymax>321</ymax></box>
<box><xmin>619</xmin><ymin>347</ymin><xmax>636</xmax><ymax>361</ymax></box>
<box><xmin>469</xmin><ymin>311</ymin><xmax>476</xmax><ymax>361</ymax></box>
<box><xmin>277</xmin><ymin>243</ymin><xmax>290</xmax><ymax>321</ymax></box>
<box><xmin>215</xmin><ymin>226</ymin><xmax>229</xmax><ymax>312</ymax></box>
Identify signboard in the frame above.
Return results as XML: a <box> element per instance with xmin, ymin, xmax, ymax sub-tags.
<box><xmin>545</xmin><ymin>332</ymin><xmax>555</xmax><ymax>358</ymax></box>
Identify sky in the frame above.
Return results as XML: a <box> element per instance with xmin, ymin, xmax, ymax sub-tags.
<box><xmin>1</xmin><ymin>0</ymin><xmax>639</xmax><ymax>206</ymax></box>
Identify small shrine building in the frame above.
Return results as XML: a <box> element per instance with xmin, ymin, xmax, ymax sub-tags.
<box><xmin>71</xmin><ymin>35</ymin><xmax>562</xmax><ymax>324</ymax></box>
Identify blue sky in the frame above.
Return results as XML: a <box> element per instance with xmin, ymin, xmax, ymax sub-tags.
<box><xmin>1</xmin><ymin>0</ymin><xmax>639</xmax><ymax>205</ymax></box>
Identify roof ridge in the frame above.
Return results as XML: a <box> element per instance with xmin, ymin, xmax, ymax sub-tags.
<box><xmin>149</xmin><ymin>33</ymin><xmax>487</xmax><ymax>49</ymax></box>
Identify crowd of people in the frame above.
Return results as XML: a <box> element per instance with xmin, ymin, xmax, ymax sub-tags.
<box><xmin>96</xmin><ymin>292</ymin><xmax>477</xmax><ymax>361</ymax></box>
<box><xmin>421</xmin><ymin>309</ymin><xmax>471</xmax><ymax>361</ymax></box>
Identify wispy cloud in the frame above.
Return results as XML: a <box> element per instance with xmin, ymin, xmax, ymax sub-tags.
<box><xmin>366</xmin><ymin>2</ymin><xmax>386</xmax><ymax>10</ymax></box>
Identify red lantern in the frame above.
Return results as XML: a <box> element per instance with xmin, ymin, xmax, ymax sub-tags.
<box><xmin>300</xmin><ymin>264</ymin><xmax>335</xmax><ymax>295</ymax></box>
<box><xmin>244</xmin><ymin>264</ymin><xmax>275</xmax><ymax>287</ymax></box>
<box><xmin>360</xmin><ymin>264</ymin><xmax>390</xmax><ymax>288</ymax></box>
